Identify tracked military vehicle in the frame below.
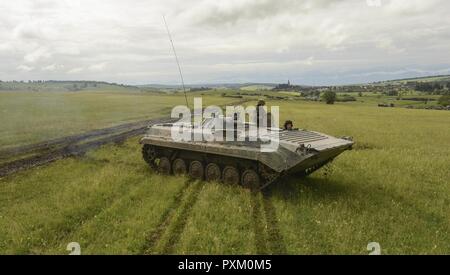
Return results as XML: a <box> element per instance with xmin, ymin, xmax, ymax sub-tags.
<box><xmin>140</xmin><ymin>117</ymin><xmax>353</xmax><ymax>189</ymax></box>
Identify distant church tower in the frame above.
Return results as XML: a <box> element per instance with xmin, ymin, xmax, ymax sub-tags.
<box><xmin>287</xmin><ymin>80</ymin><xmax>290</xmax><ymax>86</ymax></box>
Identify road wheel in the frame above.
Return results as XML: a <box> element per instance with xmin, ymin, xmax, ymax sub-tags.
<box><xmin>241</xmin><ymin>169</ymin><xmax>260</xmax><ymax>190</ymax></box>
<box><xmin>205</xmin><ymin>163</ymin><xmax>221</xmax><ymax>182</ymax></box>
<box><xmin>189</xmin><ymin>161</ymin><xmax>204</xmax><ymax>180</ymax></box>
<box><xmin>173</xmin><ymin>158</ymin><xmax>187</xmax><ymax>175</ymax></box>
<box><xmin>157</xmin><ymin>157</ymin><xmax>171</xmax><ymax>174</ymax></box>
<box><xmin>142</xmin><ymin>145</ymin><xmax>157</xmax><ymax>169</ymax></box>
<box><xmin>222</xmin><ymin>166</ymin><xmax>240</xmax><ymax>185</ymax></box>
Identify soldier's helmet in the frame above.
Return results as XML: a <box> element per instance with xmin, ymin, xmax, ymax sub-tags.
<box><xmin>284</xmin><ymin>120</ymin><xmax>293</xmax><ymax>129</ymax></box>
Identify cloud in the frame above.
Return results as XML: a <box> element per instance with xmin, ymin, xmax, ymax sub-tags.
<box><xmin>88</xmin><ymin>62</ymin><xmax>108</xmax><ymax>72</ymax></box>
<box><xmin>17</xmin><ymin>64</ymin><xmax>34</xmax><ymax>72</ymax></box>
<box><xmin>24</xmin><ymin>47</ymin><xmax>51</xmax><ymax>63</ymax></box>
<box><xmin>13</xmin><ymin>22</ymin><xmax>44</xmax><ymax>40</ymax></box>
<box><xmin>67</xmin><ymin>67</ymin><xmax>83</xmax><ymax>74</ymax></box>
<box><xmin>376</xmin><ymin>38</ymin><xmax>405</xmax><ymax>54</ymax></box>
<box><xmin>0</xmin><ymin>0</ymin><xmax>449</xmax><ymax>85</ymax></box>
<box><xmin>42</xmin><ymin>63</ymin><xmax>64</xmax><ymax>71</ymax></box>
<box><xmin>304</xmin><ymin>57</ymin><xmax>315</xmax><ymax>66</ymax></box>
<box><xmin>181</xmin><ymin>0</ymin><xmax>339</xmax><ymax>27</ymax></box>
<box><xmin>385</xmin><ymin>0</ymin><xmax>439</xmax><ymax>15</ymax></box>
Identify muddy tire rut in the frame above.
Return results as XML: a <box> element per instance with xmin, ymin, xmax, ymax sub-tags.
<box><xmin>0</xmin><ymin>117</ymin><xmax>175</xmax><ymax>178</ymax></box>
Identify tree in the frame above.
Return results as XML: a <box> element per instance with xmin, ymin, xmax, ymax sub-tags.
<box><xmin>358</xmin><ymin>91</ymin><xmax>363</xmax><ymax>97</ymax></box>
<box><xmin>438</xmin><ymin>95</ymin><xmax>450</xmax><ymax>106</ymax></box>
<box><xmin>384</xmin><ymin>90</ymin><xmax>398</xmax><ymax>96</ymax></box>
<box><xmin>322</xmin><ymin>91</ymin><xmax>336</xmax><ymax>104</ymax></box>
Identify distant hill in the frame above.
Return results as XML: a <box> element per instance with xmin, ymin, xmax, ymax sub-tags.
<box><xmin>372</xmin><ymin>75</ymin><xmax>450</xmax><ymax>85</ymax></box>
<box><xmin>0</xmin><ymin>80</ymin><xmax>139</xmax><ymax>92</ymax></box>
<box><xmin>139</xmin><ymin>83</ymin><xmax>277</xmax><ymax>90</ymax></box>
<box><xmin>2</xmin><ymin>74</ymin><xmax>449</xmax><ymax>92</ymax></box>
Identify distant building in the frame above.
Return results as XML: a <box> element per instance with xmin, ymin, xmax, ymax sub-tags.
<box><xmin>273</xmin><ymin>80</ymin><xmax>297</xmax><ymax>91</ymax></box>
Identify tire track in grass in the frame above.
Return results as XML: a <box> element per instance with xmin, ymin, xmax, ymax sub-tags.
<box><xmin>0</xmin><ymin>118</ymin><xmax>177</xmax><ymax>178</ymax></box>
<box><xmin>250</xmin><ymin>192</ymin><xmax>268</xmax><ymax>254</ymax></box>
<box><xmin>1</xmin><ymin>99</ymin><xmax>251</xmax><ymax>178</ymax></box>
<box><xmin>262</xmin><ymin>190</ymin><xmax>287</xmax><ymax>255</ymax></box>
<box><xmin>25</xmin><ymin>173</ymin><xmax>143</xmax><ymax>254</ymax></box>
<box><xmin>16</xmin><ymin>151</ymin><xmax>148</xmax><ymax>254</ymax></box>
<box><xmin>31</xmin><ymin>172</ymin><xmax>146</xmax><ymax>254</ymax></box>
<box><xmin>140</xmin><ymin>178</ymin><xmax>193</xmax><ymax>254</ymax></box>
<box><xmin>51</xmin><ymin>177</ymin><xmax>155</xmax><ymax>254</ymax></box>
<box><xmin>159</xmin><ymin>180</ymin><xmax>204</xmax><ymax>255</ymax></box>
<box><xmin>49</xmin><ymin>174</ymin><xmax>186</xmax><ymax>254</ymax></box>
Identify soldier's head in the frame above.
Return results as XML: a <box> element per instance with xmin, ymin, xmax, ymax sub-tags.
<box><xmin>284</xmin><ymin>120</ymin><xmax>293</xmax><ymax>130</ymax></box>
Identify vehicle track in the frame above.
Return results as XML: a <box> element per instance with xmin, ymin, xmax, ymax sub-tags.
<box><xmin>0</xmin><ymin>117</ymin><xmax>176</xmax><ymax>178</ymax></box>
<box><xmin>249</xmin><ymin>190</ymin><xmax>287</xmax><ymax>255</ymax></box>
<box><xmin>250</xmin><ymin>192</ymin><xmax>269</xmax><ymax>254</ymax></box>
<box><xmin>0</xmin><ymin>120</ymin><xmax>151</xmax><ymax>157</ymax></box>
<box><xmin>261</xmin><ymin>190</ymin><xmax>287</xmax><ymax>254</ymax></box>
<box><xmin>51</xmin><ymin>174</ymin><xmax>167</xmax><ymax>254</ymax></box>
<box><xmin>22</xmin><ymin>176</ymin><xmax>142</xmax><ymax>254</ymax></box>
<box><xmin>0</xmin><ymin>98</ymin><xmax>252</xmax><ymax>178</ymax></box>
<box><xmin>140</xmin><ymin>178</ymin><xmax>193</xmax><ymax>254</ymax></box>
<box><xmin>160</xmin><ymin>180</ymin><xmax>204</xmax><ymax>254</ymax></box>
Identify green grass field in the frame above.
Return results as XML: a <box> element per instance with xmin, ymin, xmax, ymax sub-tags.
<box><xmin>377</xmin><ymin>75</ymin><xmax>450</xmax><ymax>85</ymax></box>
<box><xmin>348</xmin><ymin>92</ymin><xmax>441</xmax><ymax>108</ymax></box>
<box><xmin>0</xmin><ymin>89</ymin><xmax>236</xmax><ymax>149</ymax></box>
<box><xmin>1</xmin><ymin>94</ymin><xmax>449</xmax><ymax>254</ymax></box>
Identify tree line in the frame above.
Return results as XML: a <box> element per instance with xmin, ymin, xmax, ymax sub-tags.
<box><xmin>415</xmin><ymin>82</ymin><xmax>450</xmax><ymax>95</ymax></box>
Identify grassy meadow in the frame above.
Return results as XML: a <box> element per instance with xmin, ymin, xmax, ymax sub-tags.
<box><xmin>0</xmin><ymin>89</ymin><xmax>236</xmax><ymax>149</ymax></box>
<box><xmin>0</xmin><ymin>92</ymin><xmax>449</xmax><ymax>254</ymax></box>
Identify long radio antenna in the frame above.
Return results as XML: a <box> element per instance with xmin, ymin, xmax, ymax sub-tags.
<box><xmin>163</xmin><ymin>15</ymin><xmax>189</xmax><ymax>108</ymax></box>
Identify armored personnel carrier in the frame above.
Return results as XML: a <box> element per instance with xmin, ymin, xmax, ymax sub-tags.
<box><xmin>140</xmin><ymin>117</ymin><xmax>353</xmax><ymax>189</ymax></box>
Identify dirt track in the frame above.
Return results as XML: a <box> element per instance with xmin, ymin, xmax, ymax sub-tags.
<box><xmin>0</xmin><ymin>117</ymin><xmax>175</xmax><ymax>178</ymax></box>
<box><xmin>0</xmin><ymin>99</ymin><xmax>252</xmax><ymax>179</ymax></box>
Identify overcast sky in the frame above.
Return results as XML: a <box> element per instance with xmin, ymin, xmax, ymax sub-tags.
<box><xmin>1</xmin><ymin>0</ymin><xmax>449</xmax><ymax>85</ymax></box>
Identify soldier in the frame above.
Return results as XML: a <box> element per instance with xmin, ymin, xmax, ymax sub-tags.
<box><xmin>284</xmin><ymin>120</ymin><xmax>293</xmax><ymax>130</ymax></box>
<box><xmin>256</xmin><ymin>99</ymin><xmax>266</xmax><ymax>127</ymax></box>
<box><xmin>257</xmin><ymin>99</ymin><xmax>266</xmax><ymax>107</ymax></box>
